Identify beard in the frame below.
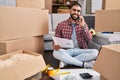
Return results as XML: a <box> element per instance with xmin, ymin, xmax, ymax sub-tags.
<box><xmin>70</xmin><ymin>14</ymin><xmax>79</xmax><ymax>21</ymax></box>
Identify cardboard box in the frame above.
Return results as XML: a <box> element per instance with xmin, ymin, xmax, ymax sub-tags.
<box><xmin>0</xmin><ymin>36</ymin><xmax>44</xmax><ymax>55</ymax></box>
<box><xmin>102</xmin><ymin>0</ymin><xmax>120</xmax><ymax>10</ymax></box>
<box><xmin>100</xmin><ymin>75</ymin><xmax>108</xmax><ymax>80</ymax></box>
<box><xmin>94</xmin><ymin>44</ymin><xmax>120</xmax><ymax>80</ymax></box>
<box><xmin>16</xmin><ymin>0</ymin><xmax>45</xmax><ymax>9</ymax></box>
<box><xmin>25</xmin><ymin>72</ymin><xmax>42</xmax><ymax>80</ymax></box>
<box><xmin>0</xmin><ymin>50</ymin><xmax>46</xmax><ymax>80</ymax></box>
<box><xmin>0</xmin><ymin>6</ymin><xmax>48</xmax><ymax>41</ymax></box>
<box><xmin>95</xmin><ymin>10</ymin><xmax>120</xmax><ymax>32</ymax></box>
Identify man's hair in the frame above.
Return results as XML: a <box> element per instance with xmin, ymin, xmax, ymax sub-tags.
<box><xmin>70</xmin><ymin>2</ymin><xmax>82</xmax><ymax>9</ymax></box>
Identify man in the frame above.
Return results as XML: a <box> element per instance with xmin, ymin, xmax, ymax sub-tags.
<box><xmin>53</xmin><ymin>3</ymin><xmax>98</xmax><ymax>68</ymax></box>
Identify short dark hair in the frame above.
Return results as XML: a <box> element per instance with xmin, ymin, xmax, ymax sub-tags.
<box><xmin>70</xmin><ymin>2</ymin><xmax>82</xmax><ymax>9</ymax></box>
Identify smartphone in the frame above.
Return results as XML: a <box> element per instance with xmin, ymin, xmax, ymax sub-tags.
<box><xmin>79</xmin><ymin>73</ymin><xmax>93</xmax><ymax>79</ymax></box>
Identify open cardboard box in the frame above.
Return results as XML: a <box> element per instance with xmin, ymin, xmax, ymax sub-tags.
<box><xmin>0</xmin><ymin>6</ymin><xmax>48</xmax><ymax>41</ymax></box>
<box><xmin>94</xmin><ymin>44</ymin><xmax>120</xmax><ymax>80</ymax></box>
<box><xmin>95</xmin><ymin>10</ymin><xmax>120</xmax><ymax>32</ymax></box>
<box><xmin>0</xmin><ymin>36</ymin><xmax>44</xmax><ymax>55</ymax></box>
<box><xmin>0</xmin><ymin>50</ymin><xmax>46</xmax><ymax>80</ymax></box>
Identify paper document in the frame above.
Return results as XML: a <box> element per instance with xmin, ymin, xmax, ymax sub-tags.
<box><xmin>52</xmin><ymin>37</ymin><xmax>74</xmax><ymax>48</ymax></box>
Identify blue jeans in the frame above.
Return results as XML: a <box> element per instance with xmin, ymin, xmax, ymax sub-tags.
<box><xmin>53</xmin><ymin>48</ymin><xmax>98</xmax><ymax>67</ymax></box>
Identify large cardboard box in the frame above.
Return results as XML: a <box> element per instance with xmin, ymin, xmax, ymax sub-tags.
<box><xmin>95</xmin><ymin>10</ymin><xmax>120</xmax><ymax>32</ymax></box>
<box><xmin>0</xmin><ymin>6</ymin><xmax>48</xmax><ymax>41</ymax></box>
<box><xmin>0</xmin><ymin>36</ymin><xmax>44</xmax><ymax>55</ymax></box>
<box><xmin>94</xmin><ymin>44</ymin><xmax>120</xmax><ymax>80</ymax></box>
<box><xmin>16</xmin><ymin>0</ymin><xmax>45</xmax><ymax>9</ymax></box>
<box><xmin>102</xmin><ymin>0</ymin><xmax>120</xmax><ymax>10</ymax></box>
<box><xmin>0</xmin><ymin>50</ymin><xmax>46</xmax><ymax>80</ymax></box>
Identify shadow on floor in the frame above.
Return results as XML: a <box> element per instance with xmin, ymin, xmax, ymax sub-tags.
<box><xmin>43</xmin><ymin>50</ymin><xmax>59</xmax><ymax>69</ymax></box>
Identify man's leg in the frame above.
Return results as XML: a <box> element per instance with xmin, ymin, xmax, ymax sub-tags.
<box><xmin>72</xmin><ymin>48</ymin><xmax>98</xmax><ymax>62</ymax></box>
<box><xmin>68</xmin><ymin>48</ymin><xmax>98</xmax><ymax>68</ymax></box>
<box><xmin>53</xmin><ymin>49</ymin><xmax>83</xmax><ymax>67</ymax></box>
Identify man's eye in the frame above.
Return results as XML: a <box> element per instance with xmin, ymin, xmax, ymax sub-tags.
<box><xmin>73</xmin><ymin>9</ymin><xmax>76</xmax><ymax>11</ymax></box>
<box><xmin>77</xmin><ymin>10</ymin><xmax>80</xmax><ymax>12</ymax></box>
<box><xmin>72</xmin><ymin>9</ymin><xmax>81</xmax><ymax>13</ymax></box>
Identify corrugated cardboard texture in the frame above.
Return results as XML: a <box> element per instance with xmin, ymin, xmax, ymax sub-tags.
<box><xmin>0</xmin><ymin>50</ymin><xmax>46</xmax><ymax>80</ymax></box>
<box><xmin>95</xmin><ymin>10</ymin><xmax>120</xmax><ymax>32</ymax></box>
<box><xmin>0</xmin><ymin>36</ymin><xmax>44</xmax><ymax>55</ymax></box>
<box><xmin>16</xmin><ymin>0</ymin><xmax>45</xmax><ymax>9</ymax></box>
<box><xmin>102</xmin><ymin>0</ymin><xmax>120</xmax><ymax>10</ymax></box>
<box><xmin>100</xmin><ymin>75</ymin><xmax>108</xmax><ymax>80</ymax></box>
<box><xmin>94</xmin><ymin>44</ymin><xmax>120</xmax><ymax>80</ymax></box>
<box><xmin>0</xmin><ymin>6</ymin><xmax>48</xmax><ymax>41</ymax></box>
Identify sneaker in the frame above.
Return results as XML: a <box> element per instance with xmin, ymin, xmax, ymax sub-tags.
<box><xmin>59</xmin><ymin>61</ymin><xmax>66</xmax><ymax>68</ymax></box>
<box><xmin>84</xmin><ymin>61</ymin><xmax>95</xmax><ymax>68</ymax></box>
<box><xmin>59</xmin><ymin>61</ymin><xmax>84</xmax><ymax>69</ymax></box>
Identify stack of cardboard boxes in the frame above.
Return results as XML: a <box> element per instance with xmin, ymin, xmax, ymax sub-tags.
<box><xmin>93</xmin><ymin>0</ymin><xmax>120</xmax><ymax>80</ymax></box>
<box><xmin>95</xmin><ymin>10</ymin><xmax>120</xmax><ymax>32</ymax></box>
<box><xmin>0</xmin><ymin>0</ymin><xmax>48</xmax><ymax>80</ymax></box>
<box><xmin>0</xmin><ymin>0</ymin><xmax>48</xmax><ymax>54</ymax></box>
<box><xmin>95</xmin><ymin>0</ymin><xmax>120</xmax><ymax>32</ymax></box>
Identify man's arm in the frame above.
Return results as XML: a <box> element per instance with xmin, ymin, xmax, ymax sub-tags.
<box><xmin>82</xmin><ymin>24</ymin><xmax>92</xmax><ymax>42</ymax></box>
<box><xmin>53</xmin><ymin>23</ymin><xmax>62</xmax><ymax>51</ymax></box>
<box><xmin>79</xmin><ymin>16</ymin><xmax>92</xmax><ymax>42</ymax></box>
<box><xmin>55</xmin><ymin>23</ymin><xmax>62</xmax><ymax>38</ymax></box>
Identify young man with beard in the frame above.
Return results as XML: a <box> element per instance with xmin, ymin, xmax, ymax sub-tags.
<box><xmin>53</xmin><ymin>3</ymin><xmax>98</xmax><ymax>68</ymax></box>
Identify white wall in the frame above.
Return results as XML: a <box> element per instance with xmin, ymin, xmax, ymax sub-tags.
<box><xmin>91</xmin><ymin>0</ymin><xmax>102</xmax><ymax>13</ymax></box>
<box><xmin>78</xmin><ymin>0</ymin><xmax>86</xmax><ymax>14</ymax></box>
<box><xmin>0</xmin><ymin>0</ymin><xmax>16</xmax><ymax>6</ymax></box>
<box><xmin>78</xmin><ymin>0</ymin><xmax>103</xmax><ymax>14</ymax></box>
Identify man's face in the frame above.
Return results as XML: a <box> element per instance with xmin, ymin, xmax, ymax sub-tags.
<box><xmin>70</xmin><ymin>5</ymin><xmax>82</xmax><ymax>21</ymax></box>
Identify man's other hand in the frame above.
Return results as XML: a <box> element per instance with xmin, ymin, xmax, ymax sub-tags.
<box><xmin>53</xmin><ymin>45</ymin><xmax>61</xmax><ymax>51</ymax></box>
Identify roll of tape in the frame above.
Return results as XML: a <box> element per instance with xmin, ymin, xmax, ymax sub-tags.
<box><xmin>47</xmin><ymin>68</ymin><xmax>60</xmax><ymax>76</ymax></box>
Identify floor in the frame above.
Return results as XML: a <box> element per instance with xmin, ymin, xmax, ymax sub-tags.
<box><xmin>43</xmin><ymin>50</ymin><xmax>59</xmax><ymax>69</ymax></box>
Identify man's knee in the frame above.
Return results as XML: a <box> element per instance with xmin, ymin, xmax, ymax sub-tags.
<box><xmin>93</xmin><ymin>49</ymin><xmax>99</xmax><ymax>56</ymax></box>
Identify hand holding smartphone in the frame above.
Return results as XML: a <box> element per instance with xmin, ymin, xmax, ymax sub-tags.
<box><xmin>79</xmin><ymin>16</ymin><xmax>85</xmax><ymax>27</ymax></box>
